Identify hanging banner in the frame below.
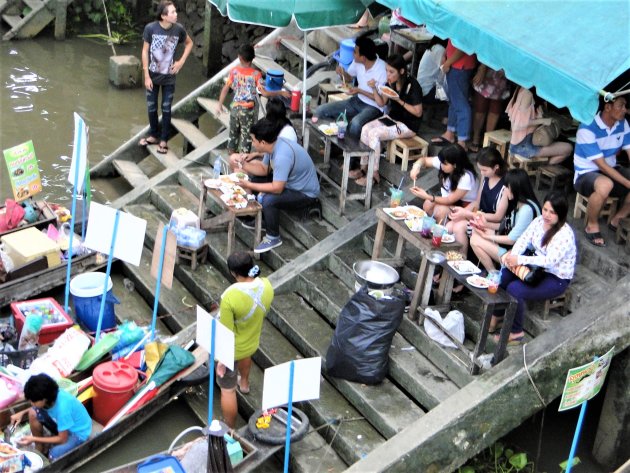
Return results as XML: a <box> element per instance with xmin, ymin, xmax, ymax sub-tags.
<box><xmin>558</xmin><ymin>346</ymin><xmax>614</xmax><ymax>411</ymax></box>
<box><xmin>68</xmin><ymin>112</ymin><xmax>88</xmax><ymax>193</ymax></box>
<box><xmin>3</xmin><ymin>140</ymin><xmax>42</xmax><ymax>201</ymax></box>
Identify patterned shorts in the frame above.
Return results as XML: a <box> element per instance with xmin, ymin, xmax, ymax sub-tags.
<box><xmin>229</xmin><ymin>106</ymin><xmax>257</xmax><ymax>153</ymax></box>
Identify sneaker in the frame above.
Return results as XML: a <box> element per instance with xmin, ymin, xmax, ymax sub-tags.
<box><xmin>240</xmin><ymin>217</ymin><xmax>257</xmax><ymax>230</ymax></box>
<box><xmin>254</xmin><ymin>236</ymin><xmax>282</xmax><ymax>253</ymax></box>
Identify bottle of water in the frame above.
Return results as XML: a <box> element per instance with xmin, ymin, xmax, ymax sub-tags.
<box><xmin>213</xmin><ymin>157</ymin><xmax>222</xmax><ymax>179</ymax></box>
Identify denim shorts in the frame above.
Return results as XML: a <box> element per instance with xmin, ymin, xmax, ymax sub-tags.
<box><xmin>574</xmin><ymin>167</ymin><xmax>630</xmax><ymax>199</ymax></box>
<box><xmin>49</xmin><ymin>432</ymin><xmax>86</xmax><ymax>460</ymax></box>
<box><xmin>509</xmin><ymin>133</ymin><xmax>541</xmax><ymax>159</ymax></box>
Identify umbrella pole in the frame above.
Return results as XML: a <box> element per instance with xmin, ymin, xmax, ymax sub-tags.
<box><xmin>302</xmin><ymin>32</ymin><xmax>307</xmax><ymax>138</ymax></box>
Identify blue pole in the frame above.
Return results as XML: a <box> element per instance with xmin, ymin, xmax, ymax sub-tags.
<box><xmin>283</xmin><ymin>360</ymin><xmax>295</xmax><ymax>473</ymax></box>
<box><xmin>566</xmin><ymin>400</ymin><xmax>587</xmax><ymax>473</ymax></box>
<box><xmin>95</xmin><ymin>210</ymin><xmax>120</xmax><ymax>342</ymax></box>
<box><xmin>64</xmin><ymin>119</ymin><xmax>84</xmax><ymax>313</ymax></box>
<box><xmin>81</xmin><ymin>188</ymin><xmax>86</xmax><ymax>241</ymax></box>
<box><xmin>208</xmin><ymin>318</ymin><xmax>216</xmax><ymax>426</ymax></box>
<box><xmin>150</xmin><ymin>225</ymin><xmax>169</xmax><ymax>341</ymax></box>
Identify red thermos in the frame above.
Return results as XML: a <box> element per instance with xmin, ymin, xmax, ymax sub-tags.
<box><xmin>290</xmin><ymin>90</ymin><xmax>302</xmax><ymax>112</ymax></box>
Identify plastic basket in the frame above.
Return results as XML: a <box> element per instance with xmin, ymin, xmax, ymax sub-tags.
<box><xmin>0</xmin><ymin>344</ymin><xmax>38</xmax><ymax>369</ymax></box>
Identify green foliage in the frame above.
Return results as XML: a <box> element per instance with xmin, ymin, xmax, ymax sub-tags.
<box><xmin>559</xmin><ymin>457</ymin><xmax>581</xmax><ymax>471</ymax></box>
<box><xmin>458</xmin><ymin>442</ymin><xmax>535</xmax><ymax>473</ymax></box>
<box><xmin>70</xmin><ymin>0</ymin><xmax>136</xmax><ymax>38</ymax></box>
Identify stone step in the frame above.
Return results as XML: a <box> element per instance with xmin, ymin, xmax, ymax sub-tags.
<box><xmin>0</xmin><ymin>0</ymin><xmax>10</xmax><ymax>15</ymax></box>
<box><xmin>196</xmin><ymin>97</ymin><xmax>230</xmax><ymax>128</ymax></box>
<box><xmin>279</xmin><ymin>36</ymin><xmax>326</xmax><ymax>65</ymax></box>
<box><xmin>22</xmin><ymin>0</ymin><xmax>44</xmax><ymax>11</ymax></box>
<box><xmin>112</xmin><ymin>159</ymin><xmax>149</xmax><ymax>187</ymax></box>
<box><xmin>572</xmin><ymin>226</ymin><xmax>629</xmax><ymax>284</ymax></box>
<box><xmin>146</xmin><ymin>144</ymin><xmax>180</xmax><ymax>169</ymax></box>
<box><xmin>269</xmin><ymin>293</ymin><xmax>423</xmax><ymax>439</ymax></box>
<box><xmin>255</xmin><ymin>318</ymin><xmax>385</xmax><ymax>464</ymax></box>
<box><xmin>171</xmin><ymin>118</ymin><xmax>211</xmax><ymax>149</ymax></box>
<box><xmin>2</xmin><ymin>13</ymin><xmax>21</xmax><ymax>28</ymax></box>
<box><xmin>307</xmin><ymin>26</ymin><xmax>364</xmax><ymax>57</ymax></box>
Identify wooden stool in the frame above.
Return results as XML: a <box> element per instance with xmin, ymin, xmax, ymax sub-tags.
<box><xmin>509</xmin><ymin>153</ymin><xmax>548</xmax><ymax>176</ymax></box>
<box><xmin>573</xmin><ymin>193</ymin><xmax>618</xmax><ymax>224</ymax></box>
<box><xmin>615</xmin><ymin>218</ymin><xmax>630</xmax><ymax>245</ymax></box>
<box><xmin>482</xmin><ymin>129</ymin><xmax>511</xmax><ymax>159</ymax></box>
<box><xmin>542</xmin><ymin>289</ymin><xmax>571</xmax><ymax>320</ymax></box>
<box><xmin>176</xmin><ymin>243</ymin><xmax>208</xmax><ymax>271</ymax></box>
<box><xmin>387</xmin><ymin>135</ymin><xmax>429</xmax><ymax>171</ymax></box>
<box><xmin>535</xmin><ymin>165</ymin><xmax>572</xmax><ymax>192</ymax></box>
<box><xmin>317</xmin><ymin>83</ymin><xmax>342</xmax><ymax>105</ymax></box>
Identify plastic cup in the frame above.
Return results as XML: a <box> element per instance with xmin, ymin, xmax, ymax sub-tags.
<box><xmin>431</xmin><ymin>224</ymin><xmax>445</xmax><ymax>247</ymax></box>
<box><xmin>487</xmin><ymin>270</ymin><xmax>500</xmax><ymax>293</ymax></box>
<box><xmin>421</xmin><ymin>216</ymin><xmax>436</xmax><ymax>238</ymax></box>
<box><xmin>337</xmin><ymin>123</ymin><xmax>347</xmax><ymax>139</ymax></box>
<box><xmin>390</xmin><ymin>188</ymin><xmax>404</xmax><ymax>207</ymax></box>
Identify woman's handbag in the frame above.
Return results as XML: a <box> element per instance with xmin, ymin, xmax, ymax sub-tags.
<box><xmin>501</xmin><ymin>249</ymin><xmax>545</xmax><ymax>286</ymax></box>
<box><xmin>532</xmin><ymin>118</ymin><xmax>561</xmax><ymax>146</ymax></box>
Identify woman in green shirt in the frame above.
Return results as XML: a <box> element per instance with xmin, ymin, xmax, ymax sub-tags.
<box><xmin>216</xmin><ymin>252</ymin><xmax>274</xmax><ymax>428</ymax></box>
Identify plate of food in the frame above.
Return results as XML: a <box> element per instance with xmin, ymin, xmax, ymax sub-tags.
<box><xmin>318</xmin><ymin>124</ymin><xmax>338</xmax><ymax>136</ymax></box>
<box><xmin>448</xmin><ymin>260</ymin><xmax>482</xmax><ymax>275</ymax></box>
<box><xmin>441</xmin><ymin>233</ymin><xmax>456</xmax><ymax>244</ymax></box>
<box><xmin>204</xmin><ymin>178</ymin><xmax>222</xmax><ymax>189</ymax></box>
<box><xmin>446</xmin><ymin>251</ymin><xmax>465</xmax><ymax>261</ymax></box>
<box><xmin>380</xmin><ymin>85</ymin><xmax>399</xmax><ymax>98</ymax></box>
<box><xmin>220</xmin><ymin>175</ymin><xmax>237</xmax><ymax>184</ymax></box>
<box><xmin>229</xmin><ymin>171</ymin><xmax>248</xmax><ymax>181</ymax></box>
<box><xmin>466</xmin><ymin>274</ymin><xmax>491</xmax><ymax>289</ymax></box>
<box><xmin>405</xmin><ymin>206</ymin><xmax>426</xmax><ymax>218</ymax></box>
<box><xmin>404</xmin><ymin>218</ymin><xmax>423</xmax><ymax>232</ymax></box>
<box><xmin>220</xmin><ymin>193</ymin><xmax>248</xmax><ymax>207</ymax></box>
<box><xmin>384</xmin><ymin>207</ymin><xmax>408</xmax><ymax>220</ymax></box>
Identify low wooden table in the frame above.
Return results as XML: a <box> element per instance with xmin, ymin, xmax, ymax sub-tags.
<box><xmin>389</xmin><ymin>27</ymin><xmax>433</xmax><ymax>76</ymax></box>
<box><xmin>304</xmin><ymin>121</ymin><xmax>375</xmax><ymax>215</ymax></box>
<box><xmin>431</xmin><ymin>262</ymin><xmax>517</xmax><ymax>374</ymax></box>
<box><xmin>371</xmin><ymin>207</ymin><xmax>460</xmax><ymax>319</ymax></box>
<box><xmin>197</xmin><ymin>180</ymin><xmax>263</xmax><ymax>257</ymax></box>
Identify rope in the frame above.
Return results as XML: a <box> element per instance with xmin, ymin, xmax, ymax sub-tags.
<box><xmin>523</xmin><ymin>343</ymin><xmax>545</xmax><ymax>406</ymax></box>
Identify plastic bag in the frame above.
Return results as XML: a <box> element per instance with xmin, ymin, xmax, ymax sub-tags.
<box><xmin>423</xmin><ymin>308</ymin><xmax>465</xmax><ymax>348</ymax></box>
<box><xmin>18</xmin><ymin>314</ymin><xmax>43</xmax><ymax>350</ymax></box>
<box><xmin>435</xmin><ymin>70</ymin><xmax>449</xmax><ymax>101</ymax></box>
<box><xmin>325</xmin><ymin>286</ymin><xmax>405</xmax><ymax>384</ymax></box>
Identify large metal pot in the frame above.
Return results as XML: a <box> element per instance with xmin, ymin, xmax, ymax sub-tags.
<box><xmin>353</xmin><ymin>260</ymin><xmax>399</xmax><ymax>291</ymax></box>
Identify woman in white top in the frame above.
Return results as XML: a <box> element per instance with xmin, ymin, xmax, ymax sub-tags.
<box><xmin>410</xmin><ymin>143</ymin><xmax>478</xmax><ymax>223</ymax></box>
<box><xmin>491</xmin><ymin>191</ymin><xmax>576</xmax><ymax>343</ymax></box>
<box><xmin>416</xmin><ymin>36</ymin><xmax>447</xmax><ymax>103</ymax></box>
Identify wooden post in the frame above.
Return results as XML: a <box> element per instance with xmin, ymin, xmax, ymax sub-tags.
<box><xmin>54</xmin><ymin>0</ymin><xmax>68</xmax><ymax>40</ymax></box>
<box><xmin>203</xmin><ymin>2</ymin><xmax>223</xmax><ymax>78</ymax></box>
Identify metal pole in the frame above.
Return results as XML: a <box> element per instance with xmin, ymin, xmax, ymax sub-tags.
<box><xmin>95</xmin><ymin>210</ymin><xmax>120</xmax><ymax>342</ymax></box>
<box><xmin>283</xmin><ymin>360</ymin><xmax>295</xmax><ymax>473</ymax></box>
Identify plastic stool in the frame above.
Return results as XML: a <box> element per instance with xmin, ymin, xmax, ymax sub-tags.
<box><xmin>387</xmin><ymin>135</ymin><xmax>429</xmax><ymax>171</ymax></box>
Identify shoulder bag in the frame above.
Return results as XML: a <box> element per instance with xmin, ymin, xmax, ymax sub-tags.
<box><xmin>532</xmin><ymin>118</ymin><xmax>561</xmax><ymax>146</ymax></box>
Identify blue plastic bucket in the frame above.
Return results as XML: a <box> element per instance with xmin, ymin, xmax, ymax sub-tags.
<box><xmin>70</xmin><ymin>272</ymin><xmax>119</xmax><ymax>332</ymax></box>
<box><xmin>265</xmin><ymin>70</ymin><xmax>285</xmax><ymax>91</ymax></box>
<box><xmin>339</xmin><ymin>38</ymin><xmax>356</xmax><ymax>65</ymax></box>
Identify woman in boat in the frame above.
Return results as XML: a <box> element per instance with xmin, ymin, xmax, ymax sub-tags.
<box><xmin>447</xmin><ymin>146</ymin><xmax>508</xmax><ymax>257</ymax></box>
<box><xmin>409</xmin><ymin>143</ymin><xmax>478</xmax><ymax>223</ymax></box>
<box><xmin>349</xmin><ymin>54</ymin><xmax>423</xmax><ymax>186</ymax></box>
<box><xmin>10</xmin><ymin>373</ymin><xmax>92</xmax><ymax>460</ymax></box>
<box><xmin>490</xmin><ymin>191</ymin><xmax>576</xmax><ymax>343</ymax></box>
<box><xmin>470</xmin><ymin>168</ymin><xmax>541</xmax><ymax>272</ymax></box>
<box><xmin>216</xmin><ymin>251</ymin><xmax>274</xmax><ymax>428</ymax></box>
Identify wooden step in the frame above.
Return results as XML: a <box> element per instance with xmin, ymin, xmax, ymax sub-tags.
<box><xmin>2</xmin><ymin>13</ymin><xmax>21</xmax><ymax>27</ymax></box>
<box><xmin>171</xmin><ymin>118</ymin><xmax>211</xmax><ymax>149</ymax></box>
<box><xmin>252</xmin><ymin>56</ymin><xmax>301</xmax><ymax>89</ymax></box>
<box><xmin>196</xmin><ymin>97</ymin><xmax>230</xmax><ymax>128</ymax></box>
<box><xmin>146</xmin><ymin>144</ymin><xmax>180</xmax><ymax>169</ymax></box>
<box><xmin>112</xmin><ymin>159</ymin><xmax>149</xmax><ymax>188</ymax></box>
<box><xmin>280</xmin><ymin>36</ymin><xmax>326</xmax><ymax>65</ymax></box>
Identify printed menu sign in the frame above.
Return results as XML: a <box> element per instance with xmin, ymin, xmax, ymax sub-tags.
<box><xmin>3</xmin><ymin>140</ymin><xmax>42</xmax><ymax>201</ymax></box>
<box><xmin>558</xmin><ymin>347</ymin><xmax>614</xmax><ymax>411</ymax></box>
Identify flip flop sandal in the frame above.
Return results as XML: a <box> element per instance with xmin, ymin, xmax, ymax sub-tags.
<box><xmin>469</xmin><ymin>142</ymin><xmax>481</xmax><ymax>153</ymax></box>
<box><xmin>584</xmin><ymin>230</ymin><xmax>606</xmax><ymax>247</ymax></box>
<box><xmin>157</xmin><ymin>142</ymin><xmax>169</xmax><ymax>154</ymax></box>
<box><xmin>138</xmin><ymin>136</ymin><xmax>158</xmax><ymax>147</ymax></box>
<box><xmin>430</xmin><ymin>136</ymin><xmax>454</xmax><ymax>146</ymax></box>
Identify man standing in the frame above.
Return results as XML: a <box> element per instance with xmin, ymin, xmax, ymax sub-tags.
<box><xmin>313</xmin><ymin>36</ymin><xmax>387</xmax><ymax>138</ymax></box>
<box><xmin>573</xmin><ymin>96</ymin><xmax>630</xmax><ymax>247</ymax></box>
<box><xmin>231</xmin><ymin>118</ymin><xmax>320</xmax><ymax>253</ymax></box>
<box><xmin>139</xmin><ymin>0</ymin><xmax>193</xmax><ymax>154</ymax></box>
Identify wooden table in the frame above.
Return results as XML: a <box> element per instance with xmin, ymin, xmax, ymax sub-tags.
<box><xmin>304</xmin><ymin>121</ymin><xmax>375</xmax><ymax>215</ymax></box>
<box><xmin>389</xmin><ymin>27</ymin><xmax>433</xmax><ymax>77</ymax></box>
<box><xmin>197</xmin><ymin>180</ymin><xmax>263</xmax><ymax>257</ymax></box>
<box><xmin>431</xmin><ymin>262</ymin><xmax>517</xmax><ymax>374</ymax></box>
<box><xmin>371</xmin><ymin>207</ymin><xmax>460</xmax><ymax>319</ymax></box>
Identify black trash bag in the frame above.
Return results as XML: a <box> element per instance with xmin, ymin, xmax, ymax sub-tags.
<box><xmin>325</xmin><ymin>286</ymin><xmax>406</xmax><ymax>384</ymax></box>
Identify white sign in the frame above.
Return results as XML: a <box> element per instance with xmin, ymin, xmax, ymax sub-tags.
<box><xmin>83</xmin><ymin>202</ymin><xmax>146</xmax><ymax>267</ymax></box>
<box><xmin>196</xmin><ymin>305</ymin><xmax>234</xmax><ymax>371</ymax></box>
<box><xmin>262</xmin><ymin>357</ymin><xmax>321</xmax><ymax>411</ymax></box>
<box><xmin>68</xmin><ymin>112</ymin><xmax>88</xmax><ymax>192</ymax></box>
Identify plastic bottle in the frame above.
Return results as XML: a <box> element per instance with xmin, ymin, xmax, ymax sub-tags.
<box><xmin>213</xmin><ymin>157</ymin><xmax>222</xmax><ymax>179</ymax></box>
<box><xmin>336</xmin><ymin>110</ymin><xmax>348</xmax><ymax>139</ymax></box>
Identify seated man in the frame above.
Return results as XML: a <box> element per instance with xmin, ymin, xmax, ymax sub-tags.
<box><xmin>573</xmin><ymin>95</ymin><xmax>630</xmax><ymax>247</ymax></box>
<box><xmin>230</xmin><ymin>118</ymin><xmax>320</xmax><ymax>253</ymax></box>
<box><xmin>11</xmin><ymin>374</ymin><xmax>92</xmax><ymax>460</ymax></box>
<box><xmin>312</xmin><ymin>36</ymin><xmax>387</xmax><ymax>138</ymax></box>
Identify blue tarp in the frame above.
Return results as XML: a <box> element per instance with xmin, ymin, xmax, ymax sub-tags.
<box><xmin>379</xmin><ymin>0</ymin><xmax>630</xmax><ymax>123</ymax></box>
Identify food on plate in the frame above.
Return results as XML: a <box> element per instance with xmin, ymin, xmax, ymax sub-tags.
<box><xmin>380</xmin><ymin>85</ymin><xmax>399</xmax><ymax>98</ymax></box>
<box><xmin>406</xmin><ymin>206</ymin><xmax>425</xmax><ymax>218</ymax></box>
<box><xmin>441</xmin><ymin>233</ymin><xmax>456</xmax><ymax>243</ymax></box>
<box><xmin>0</xmin><ymin>443</ymin><xmax>19</xmax><ymax>455</ymax></box>
<box><xmin>230</xmin><ymin>172</ymin><xmax>248</xmax><ymax>181</ymax></box>
<box><xmin>392</xmin><ymin>209</ymin><xmax>407</xmax><ymax>218</ymax></box>
<box><xmin>446</xmin><ymin>251</ymin><xmax>465</xmax><ymax>261</ymax></box>
<box><xmin>318</xmin><ymin>124</ymin><xmax>338</xmax><ymax>136</ymax></box>
<box><xmin>232</xmin><ymin>186</ymin><xmax>247</xmax><ymax>196</ymax></box>
<box><xmin>220</xmin><ymin>175</ymin><xmax>235</xmax><ymax>184</ymax></box>
<box><xmin>467</xmin><ymin>275</ymin><xmax>491</xmax><ymax>288</ymax></box>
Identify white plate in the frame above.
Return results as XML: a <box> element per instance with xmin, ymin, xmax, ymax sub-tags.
<box><xmin>204</xmin><ymin>178</ymin><xmax>222</xmax><ymax>189</ymax></box>
<box><xmin>384</xmin><ymin>208</ymin><xmax>408</xmax><ymax>220</ymax></box>
<box><xmin>23</xmin><ymin>450</ymin><xmax>44</xmax><ymax>472</ymax></box>
<box><xmin>318</xmin><ymin>124</ymin><xmax>338</xmax><ymax>136</ymax></box>
<box><xmin>405</xmin><ymin>206</ymin><xmax>426</xmax><ymax>218</ymax></box>
<box><xmin>466</xmin><ymin>275</ymin><xmax>491</xmax><ymax>289</ymax></box>
<box><xmin>404</xmin><ymin>218</ymin><xmax>423</xmax><ymax>232</ymax></box>
<box><xmin>229</xmin><ymin>172</ymin><xmax>248</xmax><ymax>181</ymax></box>
<box><xmin>380</xmin><ymin>85</ymin><xmax>399</xmax><ymax>98</ymax></box>
<box><xmin>441</xmin><ymin>233</ymin><xmax>455</xmax><ymax>244</ymax></box>
<box><xmin>448</xmin><ymin>260</ymin><xmax>482</xmax><ymax>275</ymax></box>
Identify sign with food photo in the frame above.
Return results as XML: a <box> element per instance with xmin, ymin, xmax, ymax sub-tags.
<box><xmin>3</xmin><ymin>140</ymin><xmax>42</xmax><ymax>202</ymax></box>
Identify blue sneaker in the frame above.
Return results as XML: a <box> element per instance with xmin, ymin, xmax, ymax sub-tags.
<box><xmin>254</xmin><ymin>236</ymin><xmax>282</xmax><ymax>253</ymax></box>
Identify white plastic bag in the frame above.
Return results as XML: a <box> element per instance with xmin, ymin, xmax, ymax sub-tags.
<box><xmin>423</xmin><ymin>308</ymin><xmax>465</xmax><ymax>348</ymax></box>
<box><xmin>435</xmin><ymin>70</ymin><xmax>449</xmax><ymax>101</ymax></box>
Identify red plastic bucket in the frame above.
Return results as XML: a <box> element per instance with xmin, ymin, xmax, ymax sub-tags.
<box><xmin>92</xmin><ymin>361</ymin><xmax>138</xmax><ymax>425</ymax></box>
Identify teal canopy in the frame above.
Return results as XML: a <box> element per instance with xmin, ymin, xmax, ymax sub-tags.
<box><xmin>210</xmin><ymin>0</ymin><xmax>374</xmax><ymax>30</ymax></box>
<box><xmin>378</xmin><ymin>0</ymin><xmax>630</xmax><ymax>123</ymax></box>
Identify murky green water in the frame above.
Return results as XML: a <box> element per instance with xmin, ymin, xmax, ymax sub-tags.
<box><xmin>0</xmin><ymin>38</ymin><xmax>207</xmax><ymax>204</ymax></box>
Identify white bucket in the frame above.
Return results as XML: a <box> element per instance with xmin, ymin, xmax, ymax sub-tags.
<box><xmin>70</xmin><ymin>272</ymin><xmax>113</xmax><ymax>298</ymax></box>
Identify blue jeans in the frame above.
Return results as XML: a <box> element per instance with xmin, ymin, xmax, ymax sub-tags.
<box><xmin>261</xmin><ymin>189</ymin><xmax>317</xmax><ymax>237</ymax></box>
<box><xmin>314</xmin><ymin>95</ymin><xmax>382</xmax><ymax>138</ymax></box>
<box><xmin>146</xmin><ymin>83</ymin><xmax>175</xmax><ymax>142</ymax></box>
<box><xmin>498</xmin><ymin>268</ymin><xmax>570</xmax><ymax>333</ymax></box>
<box><xmin>49</xmin><ymin>432</ymin><xmax>86</xmax><ymax>460</ymax></box>
<box><xmin>446</xmin><ymin>68</ymin><xmax>473</xmax><ymax>142</ymax></box>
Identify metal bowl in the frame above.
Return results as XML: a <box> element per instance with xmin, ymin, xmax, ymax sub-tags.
<box><xmin>353</xmin><ymin>260</ymin><xmax>399</xmax><ymax>290</ymax></box>
<box><xmin>426</xmin><ymin>250</ymin><xmax>446</xmax><ymax>264</ymax></box>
